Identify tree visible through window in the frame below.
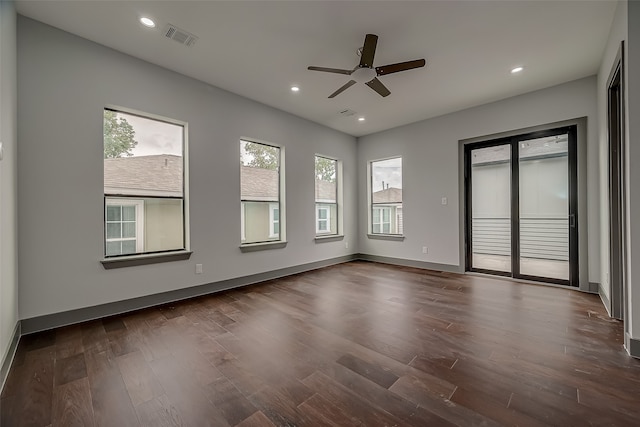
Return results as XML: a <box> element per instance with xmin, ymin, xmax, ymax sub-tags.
<box><xmin>103</xmin><ymin>109</ymin><xmax>186</xmax><ymax>257</ymax></box>
<box><xmin>370</xmin><ymin>157</ymin><xmax>403</xmax><ymax>235</ymax></box>
<box><xmin>241</xmin><ymin>140</ymin><xmax>282</xmax><ymax>244</ymax></box>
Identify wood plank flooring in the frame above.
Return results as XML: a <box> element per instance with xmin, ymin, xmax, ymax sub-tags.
<box><xmin>2</xmin><ymin>260</ymin><xmax>640</xmax><ymax>426</ymax></box>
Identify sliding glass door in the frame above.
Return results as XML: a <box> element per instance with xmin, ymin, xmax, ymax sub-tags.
<box><xmin>465</xmin><ymin>126</ymin><xmax>578</xmax><ymax>286</ymax></box>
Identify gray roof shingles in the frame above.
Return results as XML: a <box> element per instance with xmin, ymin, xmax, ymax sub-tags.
<box><xmin>105</xmin><ymin>155</ymin><xmax>394</xmax><ymax>202</ymax></box>
<box><xmin>104</xmin><ymin>154</ymin><xmax>183</xmax><ymax>197</ymax></box>
<box><xmin>372</xmin><ymin>187</ymin><xmax>402</xmax><ymax>204</ymax></box>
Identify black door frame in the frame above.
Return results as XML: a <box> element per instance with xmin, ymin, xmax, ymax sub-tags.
<box><xmin>464</xmin><ymin>125</ymin><xmax>579</xmax><ymax>286</ymax></box>
<box><xmin>607</xmin><ymin>42</ymin><xmax>625</xmax><ymax>320</ymax></box>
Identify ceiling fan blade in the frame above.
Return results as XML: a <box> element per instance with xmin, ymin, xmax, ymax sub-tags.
<box><xmin>308</xmin><ymin>66</ymin><xmax>354</xmax><ymax>75</ymax></box>
<box><xmin>328</xmin><ymin>80</ymin><xmax>357</xmax><ymax>98</ymax></box>
<box><xmin>359</xmin><ymin>34</ymin><xmax>378</xmax><ymax>68</ymax></box>
<box><xmin>365</xmin><ymin>77</ymin><xmax>390</xmax><ymax>97</ymax></box>
<box><xmin>375</xmin><ymin>59</ymin><xmax>426</xmax><ymax>76</ymax></box>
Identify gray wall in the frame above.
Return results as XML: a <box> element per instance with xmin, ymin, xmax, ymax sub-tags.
<box><xmin>357</xmin><ymin>76</ymin><xmax>598</xmax><ymax>286</ymax></box>
<box><xmin>0</xmin><ymin>0</ymin><xmax>19</xmax><ymax>376</ymax></box>
<box><xmin>17</xmin><ymin>17</ymin><xmax>357</xmax><ymax>320</ymax></box>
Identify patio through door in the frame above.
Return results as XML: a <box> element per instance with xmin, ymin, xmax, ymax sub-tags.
<box><xmin>465</xmin><ymin>126</ymin><xmax>578</xmax><ymax>286</ymax></box>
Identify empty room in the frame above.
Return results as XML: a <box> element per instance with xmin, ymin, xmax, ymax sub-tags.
<box><xmin>1</xmin><ymin>0</ymin><xmax>640</xmax><ymax>425</ymax></box>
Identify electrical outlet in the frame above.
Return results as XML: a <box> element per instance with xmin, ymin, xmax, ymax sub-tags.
<box><xmin>441</xmin><ymin>197</ymin><xmax>447</xmax><ymax>205</ymax></box>
<box><xmin>195</xmin><ymin>264</ymin><xmax>203</xmax><ymax>274</ymax></box>
<box><xmin>422</xmin><ymin>246</ymin><xmax>428</xmax><ymax>254</ymax></box>
<box><xmin>345</xmin><ymin>242</ymin><xmax>349</xmax><ymax>249</ymax></box>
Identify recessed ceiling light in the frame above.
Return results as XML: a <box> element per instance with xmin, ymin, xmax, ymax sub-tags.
<box><xmin>290</xmin><ymin>86</ymin><xmax>300</xmax><ymax>92</ymax></box>
<box><xmin>358</xmin><ymin>117</ymin><xmax>365</xmax><ymax>122</ymax></box>
<box><xmin>511</xmin><ymin>66</ymin><xmax>524</xmax><ymax>74</ymax></box>
<box><xmin>140</xmin><ymin>17</ymin><xmax>156</xmax><ymax>28</ymax></box>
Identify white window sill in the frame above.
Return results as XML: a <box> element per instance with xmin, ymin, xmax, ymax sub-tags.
<box><xmin>367</xmin><ymin>234</ymin><xmax>405</xmax><ymax>241</ymax></box>
<box><xmin>240</xmin><ymin>241</ymin><xmax>287</xmax><ymax>252</ymax></box>
<box><xmin>315</xmin><ymin>234</ymin><xmax>344</xmax><ymax>243</ymax></box>
<box><xmin>101</xmin><ymin>250</ymin><xmax>192</xmax><ymax>269</ymax></box>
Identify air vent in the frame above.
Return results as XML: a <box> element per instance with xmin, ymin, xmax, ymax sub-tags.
<box><xmin>164</xmin><ymin>24</ymin><xmax>198</xmax><ymax>47</ymax></box>
<box><xmin>338</xmin><ymin>109</ymin><xmax>357</xmax><ymax>117</ymax></box>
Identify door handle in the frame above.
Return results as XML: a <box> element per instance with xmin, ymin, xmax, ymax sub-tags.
<box><xmin>569</xmin><ymin>214</ymin><xmax>576</xmax><ymax>228</ymax></box>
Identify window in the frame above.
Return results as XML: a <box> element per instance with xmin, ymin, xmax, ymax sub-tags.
<box><xmin>316</xmin><ymin>206</ymin><xmax>330</xmax><ymax>233</ymax></box>
<box><xmin>103</xmin><ymin>108</ymin><xmax>186</xmax><ymax>257</ymax></box>
<box><xmin>372</xmin><ymin>206</ymin><xmax>391</xmax><ymax>234</ymax></box>
<box><xmin>370</xmin><ymin>157</ymin><xmax>403</xmax><ymax>235</ymax></box>
<box><xmin>105</xmin><ymin>199</ymin><xmax>144</xmax><ymax>256</ymax></box>
<box><xmin>315</xmin><ymin>155</ymin><xmax>338</xmax><ymax>236</ymax></box>
<box><xmin>269</xmin><ymin>203</ymin><xmax>280</xmax><ymax>238</ymax></box>
<box><xmin>241</xmin><ymin>140</ymin><xmax>283</xmax><ymax>244</ymax></box>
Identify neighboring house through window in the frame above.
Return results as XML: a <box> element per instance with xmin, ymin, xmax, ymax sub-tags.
<box><xmin>370</xmin><ymin>157</ymin><xmax>403</xmax><ymax>235</ymax></box>
<box><xmin>103</xmin><ymin>108</ymin><xmax>186</xmax><ymax>257</ymax></box>
<box><xmin>241</xmin><ymin>140</ymin><xmax>284</xmax><ymax>244</ymax></box>
<box><xmin>315</xmin><ymin>155</ymin><xmax>339</xmax><ymax>236</ymax></box>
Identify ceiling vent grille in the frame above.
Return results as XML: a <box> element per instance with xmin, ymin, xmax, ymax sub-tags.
<box><xmin>164</xmin><ymin>24</ymin><xmax>198</xmax><ymax>47</ymax></box>
<box><xmin>338</xmin><ymin>109</ymin><xmax>357</xmax><ymax>117</ymax></box>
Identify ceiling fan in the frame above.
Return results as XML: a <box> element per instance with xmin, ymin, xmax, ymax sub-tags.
<box><xmin>308</xmin><ymin>34</ymin><xmax>426</xmax><ymax>98</ymax></box>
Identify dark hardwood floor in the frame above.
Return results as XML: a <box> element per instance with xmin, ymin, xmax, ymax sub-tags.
<box><xmin>2</xmin><ymin>260</ymin><xmax>639</xmax><ymax>426</ymax></box>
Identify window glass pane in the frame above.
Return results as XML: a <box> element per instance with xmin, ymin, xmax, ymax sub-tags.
<box><xmin>518</xmin><ymin>134</ymin><xmax>569</xmax><ymax>280</ymax></box>
<box><xmin>106</xmin><ymin>223</ymin><xmax>121</xmax><ymax>239</ymax></box>
<box><xmin>241</xmin><ymin>140</ymin><xmax>281</xmax><ymax>243</ymax></box>
<box><xmin>122</xmin><ymin>205</ymin><xmax>136</xmax><ymax>221</ymax></box>
<box><xmin>471</xmin><ymin>144</ymin><xmax>512</xmax><ymax>273</ymax></box>
<box><xmin>315</xmin><ymin>156</ymin><xmax>337</xmax><ymax>202</ymax></box>
<box><xmin>315</xmin><ymin>156</ymin><xmax>339</xmax><ymax>236</ymax></box>
<box><xmin>122</xmin><ymin>222</ymin><xmax>136</xmax><ymax>238</ymax></box>
<box><xmin>104</xmin><ymin>109</ymin><xmax>185</xmax><ymax>257</ymax></box>
<box><xmin>107</xmin><ymin>206</ymin><xmax>121</xmax><ymax>221</ymax></box>
<box><xmin>106</xmin><ymin>241</ymin><xmax>121</xmax><ymax>256</ymax></box>
<box><xmin>371</xmin><ymin>157</ymin><xmax>402</xmax><ymax>234</ymax></box>
<box><xmin>121</xmin><ymin>240</ymin><xmax>136</xmax><ymax>255</ymax></box>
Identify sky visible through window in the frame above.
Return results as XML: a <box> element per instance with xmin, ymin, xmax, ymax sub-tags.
<box><xmin>372</xmin><ymin>157</ymin><xmax>402</xmax><ymax>192</ymax></box>
<box><xmin>121</xmin><ymin>113</ymin><xmax>183</xmax><ymax>157</ymax></box>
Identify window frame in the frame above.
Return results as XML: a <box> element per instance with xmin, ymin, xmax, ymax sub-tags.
<box><xmin>101</xmin><ymin>106</ymin><xmax>191</xmax><ymax>268</ymax></box>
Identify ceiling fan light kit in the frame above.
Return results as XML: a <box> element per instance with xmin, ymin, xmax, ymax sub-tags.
<box><xmin>308</xmin><ymin>34</ymin><xmax>426</xmax><ymax>98</ymax></box>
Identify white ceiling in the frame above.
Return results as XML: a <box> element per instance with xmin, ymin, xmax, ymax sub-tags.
<box><xmin>15</xmin><ymin>1</ymin><xmax>617</xmax><ymax>137</ymax></box>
